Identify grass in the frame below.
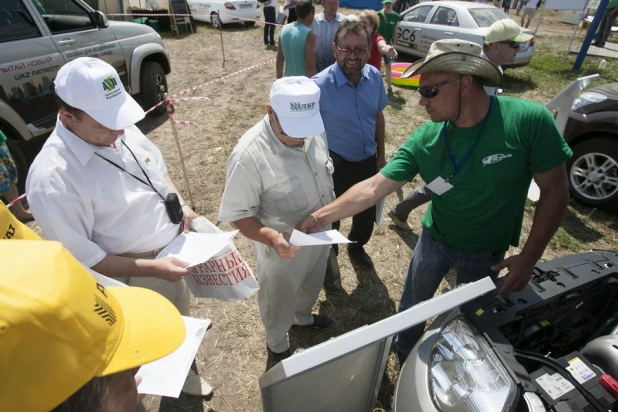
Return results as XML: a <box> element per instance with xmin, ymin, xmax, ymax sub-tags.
<box><xmin>28</xmin><ymin>7</ymin><xmax>618</xmax><ymax>412</ymax></box>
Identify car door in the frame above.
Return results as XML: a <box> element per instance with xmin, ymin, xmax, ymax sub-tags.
<box><xmin>0</xmin><ymin>0</ymin><xmax>66</xmax><ymax>135</ymax></box>
<box><xmin>421</xmin><ymin>6</ymin><xmax>461</xmax><ymax>53</ymax></box>
<box><xmin>36</xmin><ymin>0</ymin><xmax>128</xmax><ymax>86</ymax></box>
<box><xmin>395</xmin><ymin>4</ymin><xmax>434</xmax><ymax>57</ymax></box>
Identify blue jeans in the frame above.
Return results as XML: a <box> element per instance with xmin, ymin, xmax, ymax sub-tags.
<box><xmin>263</xmin><ymin>6</ymin><xmax>276</xmax><ymax>45</ymax></box>
<box><xmin>594</xmin><ymin>7</ymin><xmax>617</xmax><ymax>46</ymax></box>
<box><xmin>394</xmin><ymin>229</ymin><xmax>505</xmax><ymax>363</ymax></box>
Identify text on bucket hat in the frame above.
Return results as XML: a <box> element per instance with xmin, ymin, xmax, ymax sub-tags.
<box><xmin>402</xmin><ymin>39</ymin><xmax>502</xmax><ymax>87</ymax></box>
<box><xmin>55</xmin><ymin>57</ymin><xmax>146</xmax><ymax>130</ymax></box>
<box><xmin>0</xmin><ymin>240</ymin><xmax>186</xmax><ymax>411</ymax></box>
<box><xmin>484</xmin><ymin>19</ymin><xmax>533</xmax><ymax>45</ymax></box>
<box><xmin>269</xmin><ymin>76</ymin><xmax>324</xmax><ymax>139</ymax></box>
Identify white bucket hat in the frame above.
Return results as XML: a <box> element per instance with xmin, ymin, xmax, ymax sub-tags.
<box><xmin>55</xmin><ymin>57</ymin><xmax>145</xmax><ymax>130</ymax></box>
<box><xmin>402</xmin><ymin>39</ymin><xmax>502</xmax><ymax>87</ymax></box>
<box><xmin>269</xmin><ymin>76</ymin><xmax>324</xmax><ymax>139</ymax></box>
<box><xmin>484</xmin><ymin>19</ymin><xmax>533</xmax><ymax>45</ymax></box>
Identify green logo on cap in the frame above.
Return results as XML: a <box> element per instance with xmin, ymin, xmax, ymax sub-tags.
<box><xmin>102</xmin><ymin>76</ymin><xmax>118</xmax><ymax>93</ymax></box>
<box><xmin>290</xmin><ymin>102</ymin><xmax>315</xmax><ymax>112</ymax></box>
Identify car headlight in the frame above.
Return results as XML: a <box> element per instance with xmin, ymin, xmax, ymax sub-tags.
<box><xmin>429</xmin><ymin>317</ymin><xmax>516</xmax><ymax>411</ymax></box>
<box><xmin>571</xmin><ymin>91</ymin><xmax>607</xmax><ymax>112</ymax></box>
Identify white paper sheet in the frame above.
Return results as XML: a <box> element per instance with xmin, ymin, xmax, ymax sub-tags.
<box><xmin>155</xmin><ymin>231</ymin><xmax>238</xmax><ymax>267</ymax></box>
<box><xmin>289</xmin><ymin>229</ymin><xmax>354</xmax><ymax>246</ymax></box>
<box><xmin>137</xmin><ymin>316</ymin><xmax>211</xmax><ymax>398</ymax></box>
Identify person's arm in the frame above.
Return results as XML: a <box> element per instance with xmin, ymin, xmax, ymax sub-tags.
<box><xmin>233</xmin><ymin>216</ymin><xmax>300</xmax><ymax>258</ymax></box>
<box><xmin>492</xmin><ymin>164</ymin><xmax>569</xmax><ymax>297</ymax></box>
<box><xmin>283</xmin><ymin>0</ymin><xmax>297</xmax><ymax>9</ymax></box>
<box><xmin>376</xmin><ymin>38</ymin><xmax>398</xmax><ymax>57</ymax></box>
<box><xmin>276</xmin><ymin>38</ymin><xmax>284</xmax><ymax>79</ymax></box>
<box><xmin>163</xmin><ymin>174</ymin><xmax>198</xmax><ymax>233</ymax></box>
<box><xmin>375</xmin><ymin>110</ymin><xmax>386</xmax><ymax>170</ymax></box>
<box><xmin>92</xmin><ymin>254</ymin><xmax>193</xmax><ymax>282</ymax></box>
<box><xmin>305</xmin><ymin>31</ymin><xmax>317</xmax><ymax>77</ymax></box>
<box><xmin>296</xmin><ymin>173</ymin><xmax>405</xmax><ymax>233</ymax></box>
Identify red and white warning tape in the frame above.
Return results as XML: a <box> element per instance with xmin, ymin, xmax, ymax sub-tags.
<box><xmin>171</xmin><ymin>119</ymin><xmax>197</xmax><ymax>126</ymax></box>
<box><xmin>106</xmin><ymin>12</ymin><xmax>283</xmax><ymax>27</ymax></box>
<box><xmin>6</xmin><ymin>193</ymin><xmax>26</xmax><ymax>209</ymax></box>
<box><xmin>145</xmin><ymin>57</ymin><xmax>275</xmax><ymax>113</ymax></box>
<box><xmin>168</xmin><ymin>96</ymin><xmax>210</xmax><ymax>103</ymax></box>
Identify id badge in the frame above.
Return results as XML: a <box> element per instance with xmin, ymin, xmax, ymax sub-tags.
<box><xmin>426</xmin><ymin>177</ymin><xmax>454</xmax><ymax>196</ymax></box>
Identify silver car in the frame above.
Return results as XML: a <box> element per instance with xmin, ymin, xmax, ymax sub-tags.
<box><xmin>395</xmin><ymin>1</ymin><xmax>534</xmax><ymax>68</ymax></box>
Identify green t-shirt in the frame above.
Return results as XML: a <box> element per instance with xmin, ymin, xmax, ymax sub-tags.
<box><xmin>381</xmin><ymin>96</ymin><xmax>572</xmax><ymax>254</ymax></box>
<box><xmin>377</xmin><ymin>10</ymin><xmax>400</xmax><ymax>44</ymax></box>
<box><xmin>609</xmin><ymin>0</ymin><xmax>618</xmax><ymax>9</ymax></box>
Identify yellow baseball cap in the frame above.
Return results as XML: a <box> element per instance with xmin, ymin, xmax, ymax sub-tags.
<box><xmin>484</xmin><ymin>19</ymin><xmax>533</xmax><ymax>45</ymax></box>
<box><xmin>0</xmin><ymin>240</ymin><xmax>186</xmax><ymax>411</ymax></box>
<box><xmin>1</xmin><ymin>202</ymin><xmax>40</xmax><ymax>240</ymax></box>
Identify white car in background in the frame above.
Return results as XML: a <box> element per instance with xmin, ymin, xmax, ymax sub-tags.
<box><xmin>396</xmin><ymin>1</ymin><xmax>534</xmax><ymax>68</ymax></box>
<box><xmin>187</xmin><ymin>0</ymin><xmax>260</xmax><ymax>28</ymax></box>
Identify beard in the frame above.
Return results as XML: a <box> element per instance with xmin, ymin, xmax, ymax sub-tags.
<box><xmin>338</xmin><ymin>57</ymin><xmax>364</xmax><ymax>78</ymax></box>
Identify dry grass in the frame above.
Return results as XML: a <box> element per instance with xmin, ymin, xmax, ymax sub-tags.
<box><xmin>28</xmin><ymin>6</ymin><xmax>618</xmax><ymax>412</ymax></box>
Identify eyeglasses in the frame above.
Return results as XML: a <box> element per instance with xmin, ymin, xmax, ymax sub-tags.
<box><xmin>336</xmin><ymin>46</ymin><xmax>368</xmax><ymax>57</ymax></box>
<box><xmin>418</xmin><ymin>76</ymin><xmax>462</xmax><ymax>99</ymax></box>
<box><xmin>272</xmin><ymin>110</ymin><xmax>288</xmax><ymax>136</ymax></box>
<box><xmin>498</xmin><ymin>41</ymin><xmax>520</xmax><ymax>49</ymax></box>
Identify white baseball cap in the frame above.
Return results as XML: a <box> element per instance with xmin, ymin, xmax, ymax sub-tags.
<box><xmin>55</xmin><ymin>57</ymin><xmax>145</xmax><ymax>130</ymax></box>
<box><xmin>269</xmin><ymin>77</ymin><xmax>324</xmax><ymax>139</ymax></box>
<box><xmin>484</xmin><ymin>19</ymin><xmax>533</xmax><ymax>45</ymax></box>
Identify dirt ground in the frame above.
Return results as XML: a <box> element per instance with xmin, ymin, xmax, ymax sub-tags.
<box><xmin>28</xmin><ymin>4</ymin><xmax>618</xmax><ymax>412</ymax></box>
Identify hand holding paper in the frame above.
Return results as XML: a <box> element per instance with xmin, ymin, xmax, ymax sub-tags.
<box><xmin>156</xmin><ymin>231</ymin><xmax>239</xmax><ymax>267</ymax></box>
<box><xmin>289</xmin><ymin>229</ymin><xmax>354</xmax><ymax>246</ymax></box>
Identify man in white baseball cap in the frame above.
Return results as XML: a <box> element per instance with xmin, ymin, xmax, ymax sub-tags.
<box><xmin>219</xmin><ymin>76</ymin><xmax>334</xmax><ymax>369</ymax></box>
<box><xmin>26</xmin><ymin>57</ymin><xmax>212</xmax><ymax>396</ymax></box>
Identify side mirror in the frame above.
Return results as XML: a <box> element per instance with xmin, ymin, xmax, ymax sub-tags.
<box><xmin>95</xmin><ymin>11</ymin><xmax>109</xmax><ymax>28</ymax></box>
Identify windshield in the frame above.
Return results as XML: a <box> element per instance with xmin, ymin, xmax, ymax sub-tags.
<box><xmin>469</xmin><ymin>8</ymin><xmax>510</xmax><ymax>27</ymax></box>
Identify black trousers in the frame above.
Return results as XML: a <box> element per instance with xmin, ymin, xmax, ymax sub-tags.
<box><xmin>330</xmin><ymin>151</ymin><xmax>376</xmax><ymax>248</ymax></box>
<box><xmin>287</xmin><ymin>8</ymin><xmax>297</xmax><ymax>23</ymax></box>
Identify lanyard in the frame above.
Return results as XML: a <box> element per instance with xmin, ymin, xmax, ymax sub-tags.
<box><xmin>442</xmin><ymin>97</ymin><xmax>493</xmax><ymax>182</ymax></box>
<box><xmin>95</xmin><ymin>140</ymin><xmax>165</xmax><ymax>201</ymax></box>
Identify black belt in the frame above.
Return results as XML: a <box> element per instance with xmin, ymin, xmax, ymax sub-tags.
<box><xmin>329</xmin><ymin>150</ymin><xmax>375</xmax><ymax>165</ymax></box>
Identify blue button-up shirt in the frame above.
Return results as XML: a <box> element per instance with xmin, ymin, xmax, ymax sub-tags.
<box><xmin>312</xmin><ymin>63</ymin><xmax>388</xmax><ymax>162</ymax></box>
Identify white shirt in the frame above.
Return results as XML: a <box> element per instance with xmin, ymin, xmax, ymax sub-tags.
<box><xmin>526</xmin><ymin>0</ymin><xmax>539</xmax><ymax>8</ymax></box>
<box><xmin>481</xmin><ymin>50</ymin><xmax>503</xmax><ymax>96</ymax></box>
<box><xmin>26</xmin><ymin>120</ymin><xmax>179</xmax><ymax>267</ymax></box>
<box><xmin>262</xmin><ymin>0</ymin><xmax>276</xmax><ymax>8</ymax></box>
<box><xmin>311</xmin><ymin>12</ymin><xmax>346</xmax><ymax>72</ymax></box>
<box><xmin>218</xmin><ymin>115</ymin><xmax>335</xmax><ymax>257</ymax></box>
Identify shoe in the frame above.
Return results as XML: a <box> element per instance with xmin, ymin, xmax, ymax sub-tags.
<box><xmin>294</xmin><ymin>314</ymin><xmax>332</xmax><ymax>329</ymax></box>
<box><xmin>181</xmin><ymin>369</ymin><xmax>213</xmax><ymax>397</ymax></box>
<box><xmin>387</xmin><ymin>210</ymin><xmax>412</xmax><ymax>231</ymax></box>
<box><xmin>266</xmin><ymin>346</ymin><xmax>292</xmax><ymax>370</ymax></box>
<box><xmin>387</xmin><ymin>87</ymin><xmax>394</xmax><ymax>94</ymax></box>
<box><xmin>347</xmin><ymin>244</ymin><xmax>373</xmax><ymax>267</ymax></box>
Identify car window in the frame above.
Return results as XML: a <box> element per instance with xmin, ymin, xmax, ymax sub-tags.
<box><xmin>39</xmin><ymin>0</ymin><xmax>95</xmax><ymax>34</ymax></box>
<box><xmin>468</xmin><ymin>7</ymin><xmax>509</xmax><ymax>28</ymax></box>
<box><xmin>429</xmin><ymin>6</ymin><xmax>459</xmax><ymax>27</ymax></box>
<box><xmin>402</xmin><ymin>5</ymin><xmax>433</xmax><ymax>23</ymax></box>
<box><xmin>0</xmin><ymin>0</ymin><xmax>41</xmax><ymax>43</ymax></box>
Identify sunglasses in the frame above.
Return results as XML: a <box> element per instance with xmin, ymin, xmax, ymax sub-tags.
<box><xmin>498</xmin><ymin>41</ymin><xmax>520</xmax><ymax>49</ymax></box>
<box><xmin>336</xmin><ymin>45</ymin><xmax>369</xmax><ymax>57</ymax></box>
<box><xmin>418</xmin><ymin>76</ymin><xmax>462</xmax><ymax>99</ymax></box>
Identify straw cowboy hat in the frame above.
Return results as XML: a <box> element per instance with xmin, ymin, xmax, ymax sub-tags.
<box><xmin>402</xmin><ymin>39</ymin><xmax>502</xmax><ymax>87</ymax></box>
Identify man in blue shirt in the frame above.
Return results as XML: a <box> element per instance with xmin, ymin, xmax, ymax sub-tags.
<box><xmin>312</xmin><ymin>19</ymin><xmax>388</xmax><ymax>265</ymax></box>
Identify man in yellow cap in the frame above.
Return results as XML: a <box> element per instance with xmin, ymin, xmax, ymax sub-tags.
<box><xmin>0</xmin><ymin>240</ymin><xmax>186</xmax><ymax>412</ymax></box>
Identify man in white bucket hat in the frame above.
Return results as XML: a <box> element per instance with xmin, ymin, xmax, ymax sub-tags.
<box><xmin>297</xmin><ymin>39</ymin><xmax>572</xmax><ymax>364</ymax></box>
<box><xmin>26</xmin><ymin>57</ymin><xmax>212</xmax><ymax>396</ymax></box>
<box><xmin>219</xmin><ymin>76</ymin><xmax>335</xmax><ymax>370</ymax></box>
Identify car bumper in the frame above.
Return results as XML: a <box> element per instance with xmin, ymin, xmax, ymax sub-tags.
<box><xmin>219</xmin><ymin>9</ymin><xmax>260</xmax><ymax>24</ymax></box>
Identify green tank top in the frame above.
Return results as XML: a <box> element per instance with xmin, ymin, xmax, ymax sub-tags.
<box><xmin>281</xmin><ymin>22</ymin><xmax>311</xmax><ymax>77</ymax></box>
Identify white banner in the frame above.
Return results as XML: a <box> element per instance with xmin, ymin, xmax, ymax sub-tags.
<box><xmin>545</xmin><ymin>0</ymin><xmax>587</xmax><ymax>10</ymax></box>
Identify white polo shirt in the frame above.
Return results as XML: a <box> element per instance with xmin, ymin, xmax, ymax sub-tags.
<box><xmin>26</xmin><ymin>120</ymin><xmax>180</xmax><ymax>268</ymax></box>
<box><xmin>218</xmin><ymin>115</ymin><xmax>335</xmax><ymax>257</ymax></box>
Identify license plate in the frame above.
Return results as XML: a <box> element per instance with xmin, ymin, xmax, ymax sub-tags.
<box><xmin>239</xmin><ymin>4</ymin><xmax>252</xmax><ymax>8</ymax></box>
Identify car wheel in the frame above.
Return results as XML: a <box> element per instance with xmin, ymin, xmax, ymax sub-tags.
<box><xmin>567</xmin><ymin>137</ymin><xmax>618</xmax><ymax>210</ymax></box>
<box><xmin>210</xmin><ymin>13</ymin><xmax>221</xmax><ymax>28</ymax></box>
<box><xmin>139</xmin><ymin>61</ymin><xmax>168</xmax><ymax>116</ymax></box>
<box><xmin>244</xmin><ymin>21</ymin><xmax>255</xmax><ymax>27</ymax></box>
<box><xmin>5</xmin><ymin>139</ymin><xmax>28</xmax><ymax>195</ymax></box>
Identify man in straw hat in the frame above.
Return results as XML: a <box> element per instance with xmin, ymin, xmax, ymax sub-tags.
<box><xmin>25</xmin><ymin>57</ymin><xmax>211</xmax><ymax>395</ymax></box>
<box><xmin>297</xmin><ymin>39</ymin><xmax>572</xmax><ymax>364</ymax></box>
<box><xmin>0</xmin><ymin>240</ymin><xmax>185</xmax><ymax>411</ymax></box>
<box><xmin>219</xmin><ymin>77</ymin><xmax>335</xmax><ymax>369</ymax></box>
<box><xmin>388</xmin><ymin>19</ymin><xmax>533</xmax><ymax>229</ymax></box>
